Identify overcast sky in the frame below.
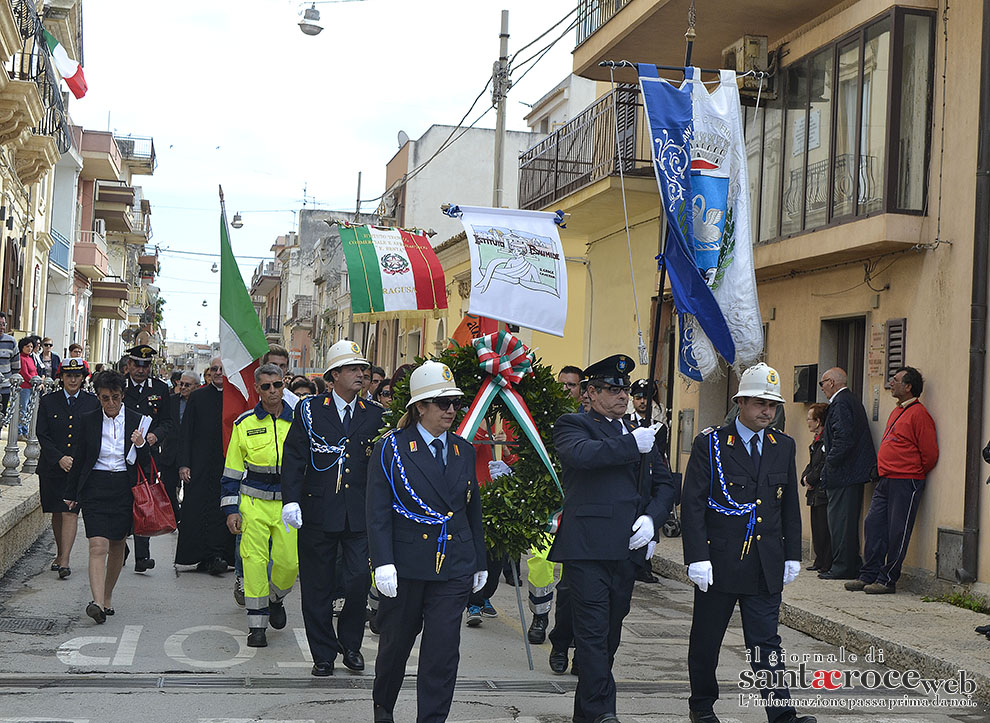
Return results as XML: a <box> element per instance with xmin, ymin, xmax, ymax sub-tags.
<box><xmin>67</xmin><ymin>0</ymin><xmax>576</xmax><ymax>344</ymax></box>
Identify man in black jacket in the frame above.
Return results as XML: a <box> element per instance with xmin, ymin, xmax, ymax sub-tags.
<box><xmin>175</xmin><ymin>361</ymin><xmax>232</xmax><ymax>573</ymax></box>
<box><xmin>682</xmin><ymin>363</ymin><xmax>814</xmax><ymax>723</ymax></box>
<box><xmin>122</xmin><ymin>344</ymin><xmax>174</xmax><ymax>572</ymax></box>
<box><xmin>819</xmin><ymin>367</ymin><xmax>876</xmax><ymax>580</ymax></box>
<box><xmin>160</xmin><ymin>371</ymin><xmax>197</xmax><ymax>522</ymax></box>
<box><xmin>282</xmin><ymin>340</ymin><xmax>384</xmax><ymax>677</ymax></box>
<box><xmin>550</xmin><ymin>354</ymin><xmax>676</xmax><ymax>723</ymax></box>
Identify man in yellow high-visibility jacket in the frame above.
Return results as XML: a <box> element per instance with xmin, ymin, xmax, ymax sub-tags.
<box><xmin>221</xmin><ymin>363</ymin><xmax>297</xmax><ymax>648</ymax></box>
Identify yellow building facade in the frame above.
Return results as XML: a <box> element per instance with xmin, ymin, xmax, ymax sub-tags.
<box><xmin>514</xmin><ymin>0</ymin><xmax>990</xmax><ymax>590</ymax></box>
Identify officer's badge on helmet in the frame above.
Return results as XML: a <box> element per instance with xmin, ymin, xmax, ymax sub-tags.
<box><xmin>732</xmin><ymin>362</ymin><xmax>785</xmax><ymax>403</ymax></box>
<box><xmin>406</xmin><ymin>360</ymin><xmax>463</xmax><ymax>408</ymax></box>
<box><xmin>323</xmin><ymin>339</ymin><xmax>370</xmax><ymax>378</ymax></box>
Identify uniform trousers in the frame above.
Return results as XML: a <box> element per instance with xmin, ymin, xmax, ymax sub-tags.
<box><xmin>859</xmin><ymin>477</ymin><xmax>925</xmax><ymax>588</ymax></box>
<box><xmin>564</xmin><ymin>558</ymin><xmax>636</xmax><ymax>722</ymax></box>
<box><xmin>527</xmin><ymin>540</ymin><xmax>558</xmax><ymax>615</ymax></box>
<box><xmin>240</xmin><ymin>496</ymin><xmax>298</xmax><ymax>629</ymax></box>
<box><xmin>688</xmin><ymin>578</ymin><xmax>796</xmax><ymax>722</ymax></box>
<box><xmin>825</xmin><ymin>483</ymin><xmax>863</xmax><ymax>577</ymax></box>
<box><xmin>298</xmin><ymin>524</ymin><xmax>369</xmax><ymax>662</ymax></box>
<box><xmin>373</xmin><ymin>575</ymin><xmax>472</xmax><ymax>723</ymax></box>
<box><xmin>548</xmin><ymin>571</ymin><xmax>574</xmax><ymax>651</ymax></box>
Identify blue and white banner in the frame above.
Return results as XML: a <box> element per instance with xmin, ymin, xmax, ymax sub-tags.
<box><xmin>637</xmin><ymin>64</ymin><xmax>735</xmax><ymax>380</ymax></box>
<box><xmin>683</xmin><ymin>68</ymin><xmax>763</xmax><ymax>377</ymax></box>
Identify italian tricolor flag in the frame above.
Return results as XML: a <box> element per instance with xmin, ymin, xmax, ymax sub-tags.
<box><xmin>338</xmin><ymin>225</ymin><xmax>448</xmax><ymax>320</ymax></box>
<box><xmin>219</xmin><ymin>205</ymin><xmax>269</xmax><ymax>451</ymax></box>
<box><xmin>43</xmin><ymin>29</ymin><xmax>87</xmax><ymax>99</ymax></box>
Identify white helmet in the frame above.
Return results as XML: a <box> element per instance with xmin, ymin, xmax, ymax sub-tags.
<box><xmin>733</xmin><ymin>362</ymin><xmax>785</xmax><ymax>403</ymax></box>
<box><xmin>324</xmin><ymin>339</ymin><xmax>369</xmax><ymax>377</ymax></box>
<box><xmin>406</xmin><ymin>360</ymin><xmax>463</xmax><ymax>408</ymax></box>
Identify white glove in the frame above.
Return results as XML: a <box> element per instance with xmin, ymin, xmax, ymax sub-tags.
<box><xmin>488</xmin><ymin>460</ymin><xmax>512</xmax><ymax>479</ymax></box>
<box><xmin>783</xmin><ymin>560</ymin><xmax>800</xmax><ymax>586</ymax></box>
<box><xmin>631</xmin><ymin>424</ymin><xmax>660</xmax><ymax>453</ymax></box>
<box><xmin>281</xmin><ymin>502</ymin><xmax>302</xmax><ymax>532</ymax></box>
<box><xmin>688</xmin><ymin>561</ymin><xmax>714</xmax><ymax>592</ymax></box>
<box><xmin>646</xmin><ymin>540</ymin><xmax>657</xmax><ymax>560</ymax></box>
<box><xmin>628</xmin><ymin>514</ymin><xmax>655</xmax><ymax>550</ymax></box>
<box><xmin>472</xmin><ymin>570</ymin><xmax>488</xmax><ymax>593</ymax></box>
<box><xmin>375</xmin><ymin>564</ymin><xmax>398</xmax><ymax>598</ymax></box>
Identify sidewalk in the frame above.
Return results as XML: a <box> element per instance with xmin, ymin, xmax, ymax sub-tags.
<box><xmin>651</xmin><ymin>534</ymin><xmax>990</xmax><ymax>705</ymax></box>
<box><xmin>0</xmin><ymin>437</ymin><xmax>43</xmax><ymax>579</ymax></box>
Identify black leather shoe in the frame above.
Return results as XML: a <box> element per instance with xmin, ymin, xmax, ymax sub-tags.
<box><xmin>341</xmin><ymin>649</ymin><xmax>365</xmax><ymax>672</ymax></box>
<box><xmin>86</xmin><ymin>601</ymin><xmax>106</xmax><ymax>624</ymax></box>
<box><xmin>269</xmin><ymin>600</ymin><xmax>287</xmax><ymax>630</ymax></box>
<box><xmin>775</xmin><ymin>714</ymin><xmax>817</xmax><ymax>723</ymax></box>
<box><xmin>373</xmin><ymin>704</ymin><xmax>394</xmax><ymax>723</ymax></box>
<box><xmin>635</xmin><ymin>568</ymin><xmax>659</xmax><ymax>583</ymax></box>
<box><xmin>58</xmin><ymin>566</ymin><xmax>71</xmax><ymax>579</ymax></box>
<box><xmin>689</xmin><ymin>712</ymin><xmax>720</xmax><ymax>723</ymax></box>
<box><xmin>311</xmin><ymin>660</ymin><xmax>333</xmax><ymax>677</ymax></box>
<box><xmin>592</xmin><ymin>715</ymin><xmax>620</xmax><ymax>723</ymax></box>
<box><xmin>805</xmin><ymin>564</ymin><xmax>819</xmax><ymax>571</ymax></box>
<box><xmin>976</xmin><ymin>624</ymin><xmax>990</xmax><ymax>635</ymax></box>
<box><xmin>528</xmin><ymin>614</ymin><xmax>548</xmax><ymax>644</ymax></box>
<box><xmin>134</xmin><ymin>557</ymin><xmax>155</xmax><ymax>573</ymax></box>
<box><xmin>208</xmin><ymin>556</ymin><xmax>228</xmax><ymax>575</ymax></box>
<box><xmin>549</xmin><ymin>648</ymin><xmax>568</xmax><ymax>674</ymax></box>
<box><xmin>247</xmin><ymin>628</ymin><xmax>267</xmax><ymax>647</ymax></box>
<box><xmin>817</xmin><ymin>570</ymin><xmax>856</xmax><ymax>580</ymax></box>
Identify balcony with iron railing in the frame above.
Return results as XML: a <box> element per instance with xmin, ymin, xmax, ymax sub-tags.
<box><xmin>115</xmin><ymin>135</ymin><xmax>156</xmax><ymax>175</ymax></box>
<box><xmin>264</xmin><ymin>315</ymin><xmax>282</xmax><ymax>336</ymax></box>
<box><xmin>74</xmin><ymin>229</ymin><xmax>109</xmax><ymax>279</ymax></box>
<box><xmin>48</xmin><ymin>226</ymin><xmax>70</xmax><ymax>272</ymax></box>
<box><xmin>518</xmin><ymin>86</ymin><xmax>652</xmax><ymax>212</ymax></box>
<box><xmin>251</xmin><ymin>260</ymin><xmax>280</xmax><ymax>297</ymax></box>
<box><xmin>780</xmin><ymin>154</ymin><xmax>883</xmax><ymax>231</ymax></box>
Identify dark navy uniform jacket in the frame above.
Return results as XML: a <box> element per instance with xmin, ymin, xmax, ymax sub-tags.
<box><xmin>282</xmin><ymin>394</ymin><xmax>384</xmax><ymax>533</ymax></box>
<box><xmin>36</xmin><ymin>389</ymin><xmax>100</xmax><ymax>478</ymax></box>
<box><xmin>681</xmin><ymin>424</ymin><xmax>802</xmax><ymax>595</ymax></box>
<box><xmin>366</xmin><ymin>426</ymin><xmax>484</xmax><ymax>581</ymax></box>
<box><xmin>65</xmin><ymin>407</ymin><xmax>152</xmax><ymax>501</ymax></box>
<box><xmin>549</xmin><ymin>411</ymin><xmax>677</xmax><ymax>562</ymax></box>
<box><xmin>124</xmin><ymin>377</ymin><xmax>173</xmax><ymax>452</ymax></box>
<box><xmin>822</xmin><ymin>387</ymin><xmax>876</xmax><ymax>488</ymax></box>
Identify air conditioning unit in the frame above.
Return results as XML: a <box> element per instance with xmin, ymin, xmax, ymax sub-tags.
<box><xmin>94</xmin><ymin>218</ymin><xmax>106</xmax><ymax>237</ymax></box>
<box><xmin>722</xmin><ymin>35</ymin><xmax>769</xmax><ymax>94</ymax></box>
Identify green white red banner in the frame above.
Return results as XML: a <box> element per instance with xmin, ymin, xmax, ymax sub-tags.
<box><xmin>43</xmin><ymin>29</ymin><xmax>86</xmax><ymax>99</ymax></box>
<box><xmin>338</xmin><ymin>224</ymin><xmax>447</xmax><ymax>320</ymax></box>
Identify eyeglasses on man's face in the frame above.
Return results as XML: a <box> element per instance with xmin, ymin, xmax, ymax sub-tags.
<box><xmin>259</xmin><ymin>380</ymin><xmax>284</xmax><ymax>391</ymax></box>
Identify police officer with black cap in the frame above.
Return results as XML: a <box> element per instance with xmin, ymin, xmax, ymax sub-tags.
<box><xmin>681</xmin><ymin>363</ymin><xmax>814</xmax><ymax>723</ymax></box>
<box><xmin>37</xmin><ymin>358</ymin><xmax>100</xmax><ymax>578</ymax></box>
<box><xmin>123</xmin><ymin>344</ymin><xmax>173</xmax><ymax>571</ymax></box>
<box><xmin>550</xmin><ymin>354</ymin><xmax>677</xmax><ymax>723</ymax></box>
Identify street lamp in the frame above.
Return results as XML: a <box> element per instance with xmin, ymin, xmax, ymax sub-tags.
<box><xmin>296</xmin><ymin>0</ymin><xmax>367</xmax><ymax>37</ymax></box>
<box><xmin>231</xmin><ymin>212</ymin><xmax>243</xmax><ymax>229</ymax></box>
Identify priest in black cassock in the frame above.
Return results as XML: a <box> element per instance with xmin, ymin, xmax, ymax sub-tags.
<box><xmin>175</xmin><ymin>357</ymin><xmax>234</xmax><ymax>572</ymax></box>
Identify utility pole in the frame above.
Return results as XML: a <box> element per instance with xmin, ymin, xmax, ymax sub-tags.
<box><xmin>491</xmin><ymin>9</ymin><xmax>509</xmax><ymax>208</ymax></box>
<box><xmin>355</xmin><ymin>171</ymin><xmax>362</xmax><ymax>218</ymax></box>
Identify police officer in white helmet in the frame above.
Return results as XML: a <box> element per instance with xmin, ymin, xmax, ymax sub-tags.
<box><xmin>681</xmin><ymin>363</ymin><xmax>815</xmax><ymax>723</ymax></box>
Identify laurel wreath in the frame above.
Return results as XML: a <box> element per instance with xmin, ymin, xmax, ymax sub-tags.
<box><xmin>383</xmin><ymin>342</ymin><xmax>577</xmax><ymax>560</ymax></box>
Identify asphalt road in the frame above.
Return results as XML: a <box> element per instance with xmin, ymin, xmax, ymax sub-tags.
<box><xmin>0</xmin><ymin>528</ymin><xmax>987</xmax><ymax>722</ymax></box>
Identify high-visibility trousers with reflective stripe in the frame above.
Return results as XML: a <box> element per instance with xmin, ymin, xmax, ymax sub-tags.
<box><xmin>240</xmin><ymin>495</ymin><xmax>298</xmax><ymax>625</ymax></box>
<box><xmin>527</xmin><ymin>537</ymin><xmax>559</xmax><ymax>615</ymax></box>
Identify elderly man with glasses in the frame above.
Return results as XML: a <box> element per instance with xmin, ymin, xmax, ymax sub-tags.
<box><xmin>549</xmin><ymin>354</ymin><xmax>677</xmax><ymax>723</ymax></box>
<box><xmin>175</xmin><ymin>361</ymin><xmax>234</xmax><ymax>575</ymax></box>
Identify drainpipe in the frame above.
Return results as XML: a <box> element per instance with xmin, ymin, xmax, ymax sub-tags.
<box><xmin>961</xmin><ymin>0</ymin><xmax>990</xmax><ymax>583</ymax></box>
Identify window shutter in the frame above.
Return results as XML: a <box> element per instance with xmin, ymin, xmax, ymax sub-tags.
<box><xmin>885</xmin><ymin>318</ymin><xmax>906</xmax><ymax>386</ymax></box>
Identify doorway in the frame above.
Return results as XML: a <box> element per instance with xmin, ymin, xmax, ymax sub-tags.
<box><xmin>819</xmin><ymin>316</ymin><xmax>867</xmax><ymax>401</ymax></box>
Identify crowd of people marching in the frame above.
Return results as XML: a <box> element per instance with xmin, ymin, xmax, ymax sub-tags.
<box><xmin>24</xmin><ymin>326</ymin><xmax>945</xmax><ymax>723</ymax></box>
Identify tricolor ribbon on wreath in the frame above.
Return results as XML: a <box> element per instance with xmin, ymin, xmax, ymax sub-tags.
<box><xmin>455</xmin><ymin>331</ymin><xmax>564</xmax><ymax>525</ymax></box>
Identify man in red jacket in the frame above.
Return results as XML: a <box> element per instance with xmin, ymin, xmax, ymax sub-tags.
<box><xmin>846</xmin><ymin>366</ymin><xmax>938</xmax><ymax>595</ymax></box>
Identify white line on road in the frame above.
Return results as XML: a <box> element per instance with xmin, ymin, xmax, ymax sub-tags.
<box><xmin>163</xmin><ymin>626</ymin><xmax>256</xmax><ymax>669</ymax></box>
<box><xmin>56</xmin><ymin>636</ymin><xmax>118</xmax><ymax>666</ymax></box>
<box><xmin>111</xmin><ymin>625</ymin><xmax>142</xmax><ymax>666</ymax></box>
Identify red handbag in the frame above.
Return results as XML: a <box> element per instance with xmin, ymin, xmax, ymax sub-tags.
<box><xmin>132</xmin><ymin>458</ymin><xmax>177</xmax><ymax>536</ymax></box>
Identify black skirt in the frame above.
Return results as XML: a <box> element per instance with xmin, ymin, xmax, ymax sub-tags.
<box><xmin>80</xmin><ymin>470</ymin><xmax>133</xmax><ymax>540</ymax></box>
<box><xmin>39</xmin><ymin>470</ymin><xmax>78</xmax><ymax>514</ymax></box>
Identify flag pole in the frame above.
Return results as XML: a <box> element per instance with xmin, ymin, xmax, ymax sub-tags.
<box><xmin>642</xmin><ymin>0</ymin><xmax>696</xmax><ymax>458</ymax></box>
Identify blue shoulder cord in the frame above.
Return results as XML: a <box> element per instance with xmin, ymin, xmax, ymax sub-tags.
<box><xmin>379</xmin><ymin>431</ymin><xmax>448</xmax><ymax>573</ymax></box>
<box><xmin>706</xmin><ymin>431</ymin><xmax>757</xmax><ymax>559</ymax></box>
<box><xmin>299</xmin><ymin>396</ymin><xmax>346</xmax><ymax>472</ymax></box>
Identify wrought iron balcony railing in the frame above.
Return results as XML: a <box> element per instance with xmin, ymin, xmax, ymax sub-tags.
<box><xmin>48</xmin><ymin>226</ymin><xmax>70</xmax><ymax>271</ymax></box>
<box><xmin>8</xmin><ymin>0</ymin><xmax>71</xmax><ymax>154</ymax></box>
<box><xmin>576</xmin><ymin>0</ymin><xmax>631</xmax><ymax>47</ymax></box>
<box><xmin>518</xmin><ymin>85</ymin><xmax>650</xmax><ymax>211</ymax></box>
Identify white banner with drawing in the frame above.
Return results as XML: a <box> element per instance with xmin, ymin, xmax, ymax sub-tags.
<box><xmin>456</xmin><ymin>205</ymin><xmax>568</xmax><ymax>337</ymax></box>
